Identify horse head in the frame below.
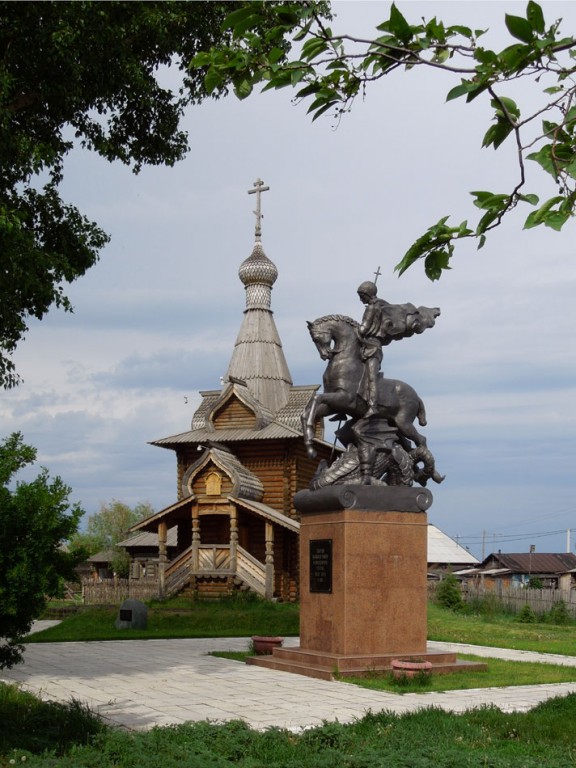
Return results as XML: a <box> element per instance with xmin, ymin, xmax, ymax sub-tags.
<box><xmin>307</xmin><ymin>318</ymin><xmax>334</xmax><ymax>361</ymax></box>
<box><xmin>308</xmin><ymin>315</ymin><xmax>360</xmax><ymax>361</ymax></box>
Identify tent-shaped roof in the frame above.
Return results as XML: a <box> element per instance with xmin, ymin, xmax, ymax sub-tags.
<box><xmin>427</xmin><ymin>524</ymin><xmax>479</xmax><ymax>565</ymax></box>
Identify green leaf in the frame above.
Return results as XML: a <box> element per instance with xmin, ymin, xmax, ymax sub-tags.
<box><xmin>527</xmin><ymin>144</ymin><xmax>557</xmax><ymax>177</ymax></box>
<box><xmin>389</xmin><ymin>3</ymin><xmax>412</xmax><ymax>44</ymax></box>
<box><xmin>470</xmin><ymin>190</ymin><xmax>497</xmax><ymax>208</ymax></box>
<box><xmin>204</xmin><ymin>67</ymin><xmax>223</xmax><ymax>95</ymax></box>
<box><xmin>482</xmin><ymin>121</ymin><xmax>514</xmax><ymax>149</ymax></box>
<box><xmin>518</xmin><ymin>193</ymin><xmax>539</xmax><ymax>205</ymax></box>
<box><xmin>424</xmin><ymin>249</ymin><xmax>452</xmax><ymax>281</ymax></box>
<box><xmin>505</xmin><ymin>14</ymin><xmax>534</xmax><ymax>43</ymax></box>
<box><xmin>527</xmin><ymin>1</ymin><xmax>545</xmax><ymax>35</ymax></box>
<box><xmin>474</xmin><ymin>47</ymin><xmax>499</xmax><ymax>65</ymax></box>
<box><xmin>446</xmin><ymin>81</ymin><xmax>476</xmax><ymax>102</ymax></box>
<box><xmin>301</xmin><ymin>36</ymin><xmax>329</xmax><ymax>61</ymax></box>
<box><xmin>493</xmin><ymin>96</ymin><xmax>520</xmax><ymax>121</ymax></box>
<box><xmin>234</xmin><ymin>78</ymin><xmax>253</xmax><ymax>99</ymax></box>
<box><xmin>447</xmin><ymin>25</ymin><xmax>474</xmax><ymax>39</ymax></box>
<box><xmin>543</xmin><ymin>211</ymin><xmax>570</xmax><ymax>231</ymax></box>
<box><xmin>498</xmin><ymin>43</ymin><xmax>531</xmax><ymax>72</ymax></box>
<box><xmin>523</xmin><ymin>196</ymin><xmax>565</xmax><ymax>228</ymax></box>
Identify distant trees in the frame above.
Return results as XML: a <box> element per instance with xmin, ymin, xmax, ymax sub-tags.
<box><xmin>70</xmin><ymin>500</ymin><xmax>154</xmax><ymax>578</ymax></box>
<box><xmin>0</xmin><ymin>433</ymin><xmax>83</xmax><ymax>668</ymax></box>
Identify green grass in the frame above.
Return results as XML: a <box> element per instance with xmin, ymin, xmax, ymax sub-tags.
<box><xmin>7</xmin><ymin>602</ymin><xmax>576</xmax><ymax>766</ymax></box>
<box><xmin>428</xmin><ymin>602</ymin><xmax>576</xmax><ymax>656</ymax></box>
<box><xmin>3</xmin><ymin>687</ymin><xmax>576</xmax><ymax>767</ymax></box>
<box><xmin>0</xmin><ymin>682</ymin><xmax>105</xmax><ymax>758</ymax></box>
<box><xmin>30</xmin><ymin>599</ymin><xmax>576</xmax><ymax>657</ymax></box>
<box><xmin>28</xmin><ymin>594</ymin><xmax>299</xmax><ymax>643</ymax></box>
<box><xmin>211</xmin><ymin>651</ymin><xmax>576</xmax><ymax>692</ymax></box>
<box><xmin>345</xmin><ymin>654</ymin><xmax>576</xmax><ymax>692</ymax></box>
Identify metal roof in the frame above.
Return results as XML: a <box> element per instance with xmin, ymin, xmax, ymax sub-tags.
<box><xmin>427</xmin><ymin>524</ymin><xmax>479</xmax><ymax>565</ymax></box>
<box><xmin>483</xmin><ymin>552</ymin><xmax>576</xmax><ymax>574</ymax></box>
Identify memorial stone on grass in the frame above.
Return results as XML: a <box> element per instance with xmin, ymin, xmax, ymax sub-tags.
<box><xmin>115</xmin><ymin>598</ymin><xmax>148</xmax><ymax>630</ymax></box>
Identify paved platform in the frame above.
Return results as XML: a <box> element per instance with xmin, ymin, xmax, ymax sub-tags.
<box><xmin>2</xmin><ymin>630</ymin><xmax>576</xmax><ymax>731</ymax></box>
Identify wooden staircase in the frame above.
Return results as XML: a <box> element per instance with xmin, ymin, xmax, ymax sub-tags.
<box><xmin>163</xmin><ymin>544</ymin><xmax>268</xmax><ymax>599</ymax></box>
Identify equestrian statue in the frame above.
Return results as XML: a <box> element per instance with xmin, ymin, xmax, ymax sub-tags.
<box><xmin>301</xmin><ymin>279</ymin><xmax>444</xmax><ymax>488</ymax></box>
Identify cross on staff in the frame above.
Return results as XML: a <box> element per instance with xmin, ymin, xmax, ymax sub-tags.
<box><xmin>247</xmin><ymin>178</ymin><xmax>270</xmax><ymax>239</ymax></box>
<box><xmin>373</xmin><ymin>265</ymin><xmax>382</xmax><ymax>284</ymax></box>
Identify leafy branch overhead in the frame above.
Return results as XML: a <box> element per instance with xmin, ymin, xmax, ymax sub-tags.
<box><xmin>194</xmin><ymin>1</ymin><xmax>576</xmax><ymax>279</ymax></box>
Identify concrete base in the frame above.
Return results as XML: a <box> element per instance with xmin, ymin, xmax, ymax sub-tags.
<box><xmin>250</xmin><ymin>486</ymin><xmax>487</xmax><ymax>680</ymax></box>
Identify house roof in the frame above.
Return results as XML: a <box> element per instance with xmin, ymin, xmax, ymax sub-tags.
<box><xmin>86</xmin><ymin>550</ymin><xmax>117</xmax><ymax>564</ymax></box>
<box><xmin>229</xmin><ymin>497</ymin><xmax>300</xmax><ymax>533</ymax></box>
<box><xmin>483</xmin><ymin>552</ymin><xmax>576</xmax><ymax>574</ymax></box>
<box><xmin>427</xmin><ymin>525</ymin><xmax>479</xmax><ymax>565</ymax></box>
<box><xmin>118</xmin><ymin>527</ymin><xmax>178</xmax><ymax>549</ymax></box>
<box><xmin>152</xmin><ymin>385</ymin><xmax>323</xmax><ymax>448</ymax></box>
<box><xmin>182</xmin><ymin>444</ymin><xmax>264</xmax><ymax>501</ymax></box>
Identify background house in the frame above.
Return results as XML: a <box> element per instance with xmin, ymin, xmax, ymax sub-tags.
<box><xmin>456</xmin><ymin>552</ymin><xmax>576</xmax><ymax>590</ymax></box>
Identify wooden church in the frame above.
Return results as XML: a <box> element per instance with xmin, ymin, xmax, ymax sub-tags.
<box><xmin>124</xmin><ymin>181</ymin><xmax>333</xmax><ymax>601</ymax></box>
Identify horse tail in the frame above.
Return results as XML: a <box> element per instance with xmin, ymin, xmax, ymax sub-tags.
<box><xmin>417</xmin><ymin>397</ymin><xmax>427</xmax><ymax>427</ymax></box>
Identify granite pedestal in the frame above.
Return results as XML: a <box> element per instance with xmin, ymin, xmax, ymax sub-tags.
<box><xmin>248</xmin><ymin>486</ymin><xmax>486</xmax><ymax>680</ymax></box>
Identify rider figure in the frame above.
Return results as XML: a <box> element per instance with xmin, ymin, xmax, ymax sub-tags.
<box><xmin>357</xmin><ymin>280</ymin><xmax>391</xmax><ymax>418</ymax></box>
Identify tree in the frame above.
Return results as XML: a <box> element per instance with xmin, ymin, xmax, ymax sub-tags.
<box><xmin>70</xmin><ymin>500</ymin><xmax>154</xmax><ymax>578</ymax></box>
<box><xmin>0</xmin><ymin>433</ymin><xmax>83</xmax><ymax>669</ymax></box>
<box><xmin>193</xmin><ymin>1</ymin><xmax>576</xmax><ymax>279</ymax></box>
<box><xmin>0</xmin><ymin>1</ymin><xmax>239</xmax><ymax>389</ymax></box>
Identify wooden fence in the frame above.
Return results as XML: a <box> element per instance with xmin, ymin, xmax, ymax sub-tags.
<box><xmin>82</xmin><ymin>579</ymin><xmax>160</xmax><ymax>604</ymax></box>
<box><xmin>429</xmin><ymin>581</ymin><xmax>576</xmax><ymax>618</ymax></box>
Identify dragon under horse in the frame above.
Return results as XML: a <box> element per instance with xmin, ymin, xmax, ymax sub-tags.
<box><xmin>302</xmin><ymin>283</ymin><xmax>444</xmax><ymax>488</ymax></box>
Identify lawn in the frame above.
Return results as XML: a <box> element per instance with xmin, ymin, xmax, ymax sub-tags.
<box><xmin>427</xmin><ymin>602</ymin><xmax>576</xmax><ymax>656</ymax></box>
<box><xmin>2</xmin><ymin>682</ymin><xmax>576</xmax><ymax>767</ymax></box>
<box><xmin>6</xmin><ymin>600</ymin><xmax>576</xmax><ymax>767</ymax></box>
<box><xmin>29</xmin><ymin>594</ymin><xmax>300</xmax><ymax>643</ymax></box>
<box><xmin>30</xmin><ymin>599</ymin><xmax>576</xmax><ymax>658</ymax></box>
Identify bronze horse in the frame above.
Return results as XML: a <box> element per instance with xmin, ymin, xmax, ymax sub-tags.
<box><xmin>302</xmin><ymin>314</ymin><xmax>429</xmax><ymax>461</ymax></box>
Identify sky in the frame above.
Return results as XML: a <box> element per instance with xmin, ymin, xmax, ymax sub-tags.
<box><xmin>2</xmin><ymin>1</ymin><xmax>576</xmax><ymax>560</ymax></box>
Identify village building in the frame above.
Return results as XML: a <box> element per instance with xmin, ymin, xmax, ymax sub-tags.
<box><xmin>455</xmin><ymin>551</ymin><xmax>576</xmax><ymax>591</ymax></box>
<box><xmin>124</xmin><ymin>181</ymin><xmax>334</xmax><ymax>601</ymax></box>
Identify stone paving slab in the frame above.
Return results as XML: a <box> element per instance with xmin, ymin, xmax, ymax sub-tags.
<box><xmin>2</xmin><ymin>636</ymin><xmax>576</xmax><ymax>731</ymax></box>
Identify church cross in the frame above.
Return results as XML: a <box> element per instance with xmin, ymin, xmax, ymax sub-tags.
<box><xmin>373</xmin><ymin>265</ymin><xmax>382</xmax><ymax>284</ymax></box>
<box><xmin>247</xmin><ymin>178</ymin><xmax>270</xmax><ymax>239</ymax></box>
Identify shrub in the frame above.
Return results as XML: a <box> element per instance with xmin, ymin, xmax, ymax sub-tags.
<box><xmin>516</xmin><ymin>604</ymin><xmax>537</xmax><ymax>623</ymax></box>
<box><xmin>547</xmin><ymin>600</ymin><xmax>571</xmax><ymax>626</ymax></box>
<box><xmin>435</xmin><ymin>573</ymin><xmax>463</xmax><ymax>611</ymax></box>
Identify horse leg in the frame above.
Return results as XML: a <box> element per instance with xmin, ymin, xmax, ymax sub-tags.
<box><xmin>393</xmin><ymin>410</ymin><xmax>428</xmax><ymax>448</ymax></box>
<box><xmin>301</xmin><ymin>396</ymin><xmax>335</xmax><ymax>458</ymax></box>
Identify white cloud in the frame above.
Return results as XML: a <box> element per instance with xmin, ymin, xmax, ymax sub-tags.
<box><xmin>5</xmin><ymin>1</ymin><xmax>576</xmax><ymax>556</ymax></box>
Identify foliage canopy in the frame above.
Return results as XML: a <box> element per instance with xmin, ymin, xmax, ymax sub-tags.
<box><xmin>194</xmin><ymin>1</ymin><xmax>576</xmax><ymax>279</ymax></box>
<box><xmin>0</xmin><ymin>433</ymin><xmax>83</xmax><ymax>668</ymax></box>
<box><xmin>0</xmin><ymin>0</ymin><xmax>236</xmax><ymax>388</ymax></box>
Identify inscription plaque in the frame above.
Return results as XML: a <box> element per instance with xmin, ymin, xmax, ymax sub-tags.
<box><xmin>309</xmin><ymin>539</ymin><xmax>332</xmax><ymax>593</ymax></box>
<box><xmin>119</xmin><ymin>609</ymin><xmax>132</xmax><ymax>622</ymax></box>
